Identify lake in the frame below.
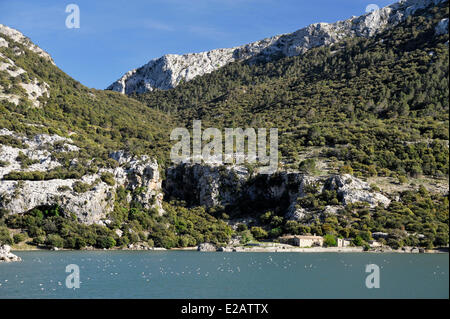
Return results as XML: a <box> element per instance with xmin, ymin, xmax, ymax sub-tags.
<box><xmin>0</xmin><ymin>251</ymin><xmax>448</xmax><ymax>298</ymax></box>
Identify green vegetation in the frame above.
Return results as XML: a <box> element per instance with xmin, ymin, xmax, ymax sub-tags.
<box><xmin>298</xmin><ymin>159</ymin><xmax>317</xmax><ymax>174</ymax></box>
<box><xmin>100</xmin><ymin>172</ymin><xmax>116</xmax><ymax>186</ymax></box>
<box><xmin>0</xmin><ymin>226</ymin><xmax>12</xmax><ymax>245</ymax></box>
<box><xmin>0</xmin><ymin>3</ymin><xmax>448</xmax><ymax>251</ymax></box>
<box><xmin>72</xmin><ymin>181</ymin><xmax>92</xmax><ymax>193</ymax></box>
<box><xmin>13</xmin><ymin>233</ymin><xmax>26</xmax><ymax>244</ymax></box>
<box><xmin>0</xmin><ymin>31</ymin><xmax>175</xmax><ymax>175</ymax></box>
<box><xmin>15</xmin><ymin>151</ymin><xmax>38</xmax><ymax>168</ymax></box>
<box><xmin>0</xmin><ymin>135</ymin><xmax>27</xmax><ymax>148</ymax></box>
<box><xmin>0</xmin><ymin>196</ymin><xmax>233</xmax><ymax>249</ymax></box>
<box><xmin>250</xmin><ymin>226</ymin><xmax>268</xmax><ymax>240</ymax></box>
<box><xmin>323</xmin><ymin>234</ymin><xmax>337</xmax><ymax>247</ymax></box>
<box><xmin>134</xmin><ymin>4</ymin><xmax>449</xmax><ymax>178</ymax></box>
<box><xmin>254</xmin><ymin>184</ymin><xmax>448</xmax><ymax>249</ymax></box>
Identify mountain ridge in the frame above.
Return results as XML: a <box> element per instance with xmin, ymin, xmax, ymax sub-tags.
<box><xmin>0</xmin><ymin>23</ymin><xmax>54</xmax><ymax>65</ymax></box>
<box><xmin>107</xmin><ymin>0</ymin><xmax>447</xmax><ymax>95</ymax></box>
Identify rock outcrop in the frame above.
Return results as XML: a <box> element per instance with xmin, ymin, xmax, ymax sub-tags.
<box><xmin>435</xmin><ymin>18</ymin><xmax>449</xmax><ymax>35</ymax></box>
<box><xmin>0</xmin><ymin>130</ymin><xmax>164</xmax><ymax>224</ymax></box>
<box><xmin>0</xmin><ymin>24</ymin><xmax>54</xmax><ymax>64</ymax></box>
<box><xmin>164</xmin><ymin>164</ymin><xmax>391</xmax><ymax>221</ymax></box>
<box><xmin>0</xmin><ymin>245</ymin><xmax>21</xmax><ymax>262</ymax></box>
<box><xmin>164</xmin><ymin>163</ymin><xmax>249</xmax><ymax>207</ymax></box>
<box><xmin>107</xmin><ymin>0</ymin><xmax>446</xmax><ymax>94</ymax></box>
<box><xmin>323</xmin><ymin>174</ymin><xmax>391</xmax><ymax>207</ymax></box>
<box><xmin>0</xmin><ymin>25</ymin><xmax>53</xmax><ymax>107</ymax></box>
<box><xmin>2</xmin><ymin>129</ymin><xmax>392</xmax><ymax>226</ymax></box>
<box><xmin>197</xmin><ymin>242</ymin><xmax>217</xmax><ymax>252</ymax></box>
<box><xmin>0</xmin><ymin>52</ymin><xmax>50</xmax><ymax>107</ymax></box>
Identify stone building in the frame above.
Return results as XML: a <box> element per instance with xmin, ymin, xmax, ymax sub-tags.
<box><xmin>279</xmin><ymin>235</ymin><xmax>324</xmax><ymax>247</ymax></box>
<box><xmin>337</xmin><ymin>238</ymin><xmax>351</xmax><ymax>247</ymax></box>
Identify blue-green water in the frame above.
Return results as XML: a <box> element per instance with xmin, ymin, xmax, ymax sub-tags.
<box><xmin>0</xmin><ymin>251</ymin><xmax>448</xmax><ymax>298</ymax></box>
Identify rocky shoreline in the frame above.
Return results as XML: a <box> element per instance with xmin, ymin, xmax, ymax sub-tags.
<box><xmin>197</xmin><ymin>243</ymin><xmax>448</xmax><ymax>253</ymax></box>
<box><xmin>0</xmin><ymin>245</ymin><xmax>22</xmax><ymax>262</ymax></box>
<box><xmin>6</xmin><ymin>243</ymin><xmax>447</xmax><ymax>254</ymax></box>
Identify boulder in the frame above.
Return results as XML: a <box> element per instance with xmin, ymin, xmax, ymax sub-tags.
<box><xmin>324</xmin><ymin>174</ymin><xmax>391</xmax><ymax>207</ymax></box>
<box><xmin>0</xmin><ymin>245</ymin><xmax>21</xmax><ymax>262</ymax></box>
<box><xmin>197</xmin><ymin>243</ymin><xmax>217</xmax><ymax>252</ymax></box>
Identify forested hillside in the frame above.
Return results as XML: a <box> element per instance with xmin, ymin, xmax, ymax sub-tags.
<box><xmin>0</xmin><ymin>1</ymin><xmax>448</xmax><ymax>251</ymax></box>
<box><xmin>0</xmin><ymin>37</ymin><xmax>174</xmax><ymax>168</ymax></box>
<box><xmin>134</xmin><ymin>3</ymin><xmax>449</xmax><ymax>179</ymax></box>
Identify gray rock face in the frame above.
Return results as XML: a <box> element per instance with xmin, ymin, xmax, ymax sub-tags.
<box><xmin>0</xmin><ymin>25</ymin><xmax>53</xmax><ymax>108</ymax></box>
<box><xmin>164</xmin><ymin>164</ymin><xmax>390</xmax><ymax>221</ymax></box>
<box><xmin>0</xmin><ymin>245</ymin><xmax>21</xmax><ymax>262</ymax></box>
<box><xmin>197</xmin><ymin>242</ymin><xmax>217</xmax><ymax>252</ymax></box>
<box><xmin>164</xmin><ymin>163</ymin><xmax>249</xmax><ymax>207</ymax></box>
<box><xmin>285</xmin><ymin>206</ymin><xmax>308</xmax><ymax>221</ymax></box>
<box><xmin>107</xmin><ymin>0</ymin><xmax>445</xmax><ymax>94</ymax></box>
<box><xmin>323</xmin><ymin>174</ymin><xmax>391</xmax><ymax>207</ymax></box>
<box><xmin>435</xmin><ymin>18</ymin><xmax>449</xmax><ymax>35</ymax></box>
<box><xmin>110</xmin><ymin>151</ymin><xmax>164</xmax><ymax>212</ymax></box>
<box><xmin>0</xmin><ymin>131</ymin><xmax>164</xmax><ymax>224</ymax></box>
<box><xmin>0</xmin><ymin>52</ymin><xmax>50</xmax><ymax>107</ymax></box>
<box><xmin>0</xmin><ymin>24</ymin><xmax>54</xmax><ymax>64</ymax></box>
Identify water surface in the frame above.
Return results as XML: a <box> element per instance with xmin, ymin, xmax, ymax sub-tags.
<box><xmin>0</xmin><ymin>251</ymin><xmax>448</xmax><ymax>298</ymax></box>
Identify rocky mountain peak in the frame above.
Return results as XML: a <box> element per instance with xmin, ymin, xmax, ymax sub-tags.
<box><xmin>107</xmin><ymin>0</ymin><xmax>446</xmax><ymax>95</ymax></box>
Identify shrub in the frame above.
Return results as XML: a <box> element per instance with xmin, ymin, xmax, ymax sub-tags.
<box><xmin>260</xmin><ymin>211</ymin><xmax>273</xmax><ymax>223</ymax></box>
<box><xmin>100</xmin><ymin>172</ymin><xmax>116</xmax><ymax>186</ymax></box>
<box><xmin>72</xmin><ymin>181</ymin><xmax>91</xmax><ymax>193</ymax></box>
<box><xmin>323</xmin><ymin>234</ymin><xmax>337</xmax><ymax>247</ymax></box>
<box><xmin>269</xmin><ymin>227</ymin><xmax>283</xmax><ymax>238</ymax></box>
<box><xmin>116</xmin><ymin>236</ymin><xmax>130</xmax><ymax>247</ymax></box>
<box><xmin>352</xmin><ymin>236</ymin><xmax>364</xmax><ymax>247</ymax></box>
<box><xmin>0</xmin><ymin>160</ymin><xmax>10</xmax><ymax>167</ymax></box>
<box><xmin>45</xmin><ymin>234</ymin><xmax>64</xmax><ymax>248</ymax></box>
<box><xmin>96</xmin><ymin>236</ymin><xmax>116</xmax><ymax>249</ymax></box>
<box><xmin>74</xmin><ymin>237</ymin><xmax>86</xmax><ymax>249</ymax></box>
<box><xmin>270</xmin><ymin>216</ymin><xmax>284</xmax><ymax>227</ymax></box>
<box><xmin>339</xmin><ymin>165</ymin><xmax>354</xmax><ymax>175</ymax></box>
<box><xmin>0</xmin><ymin>226</ymin><xmax>12</xmax><ymax>245</ymax></box>
<box><xmin>57</xmin><ymin>185</ymin><xmax>72</xmax><ymax>192</ymax></box>
<box><xmin>398</xmin><ymin>175</ymin><xmax>408</xmax><ymax>184</ymax></box>
<box><xmin>13</xmin><ymin>233</ymin><xmax>26</xmax><ymax>244</ymax></box>
<box><xmin>16</xmin><ymin>151</ymin><xmax>38</xmax><ymax>168</ymax></box>
<box><xmin>251</xmin><ymin>227</ymin><xmax>268</xmax><ymax>240</ymax></box>
<box><xmin>32</xmin><ymin>236</ymin><xmax>45</xmax><ymax>246</ymax></box>
<box><xmin>284</xmin><ymin>220</ymin><xmax>300</xmax><ymax>235</ymax></box>
<box><xmin>298</xmin><ymin>159</ymin><xmax>316</xmax><ymax>174</ymax></box>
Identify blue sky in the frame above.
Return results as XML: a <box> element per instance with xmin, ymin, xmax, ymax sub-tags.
<box><xmin>0</xmin><ymin>0</ymin><xmax>394</xmax><ymax>89</ymax></box>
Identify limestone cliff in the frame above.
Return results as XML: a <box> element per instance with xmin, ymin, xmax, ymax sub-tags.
<box><xmin>0</xmin><ymin>130</ymin><xmax>164</xmax><ymax>224</ymax></box>
<box><xmin>163</xmin><ymin>164</ymin><xmax>391</xmax><ymax>222</ymax></box>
